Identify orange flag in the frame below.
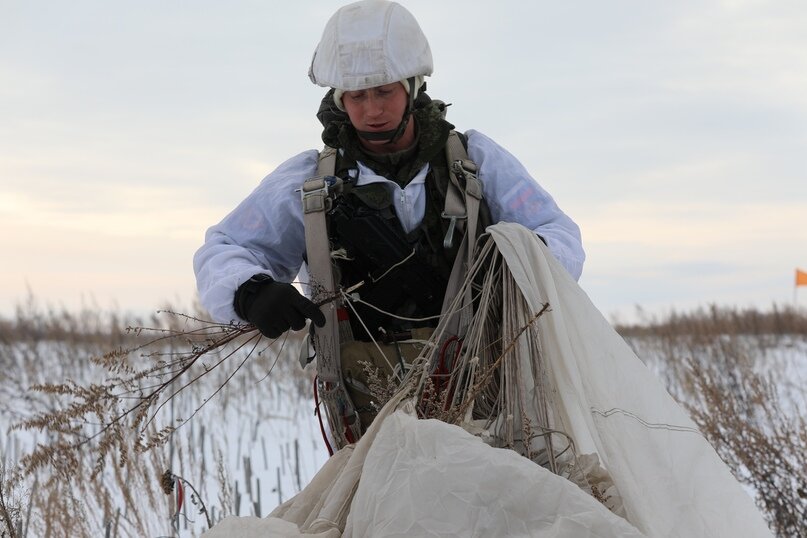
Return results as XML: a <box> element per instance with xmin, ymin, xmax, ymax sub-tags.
<box><xmin>797</xmin><ymin>268</ymin><xmax>807</xmax><ymax>287</ymax></box>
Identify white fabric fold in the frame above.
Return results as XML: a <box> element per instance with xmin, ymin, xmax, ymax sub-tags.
<box><xmin>202</xmin><ymin>223</ymin><xmax>770</xmax><ymax>538</ymax></box>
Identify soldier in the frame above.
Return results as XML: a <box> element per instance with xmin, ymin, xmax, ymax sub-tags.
<box><xmin>194</xmin><ymin>0</ymin><xmax>584</xmax><ymax>435</ymax></box>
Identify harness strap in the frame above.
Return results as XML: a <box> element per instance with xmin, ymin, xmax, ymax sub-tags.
<box><xmin>440</xmin><ymin>132</ymin><xmax>483</xmax><ymax>336</ymax></box>
<box><xmin>302</xmin><ymin>134</ymin><xmax>484</xmax><ymax>445</ymax></box>
<box><xmin>444</xmin><ymin>131</ymin><xmax>482</xmax><ymax>267</ymax></box>
<box><xmin>301</xmin><ymin>147</ymin><xmax>362</xmax><ymax>449</ymax></box>
<box><xmin>442</xmin><ymin>133</ymin><xmax>466</xmax><ymax>248</ymax></box>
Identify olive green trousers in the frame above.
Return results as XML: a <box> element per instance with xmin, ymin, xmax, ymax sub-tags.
<box><xmin>340</xmin><ymin>328</ymin><xmax>433</xmax><ymax>430</ymax></box>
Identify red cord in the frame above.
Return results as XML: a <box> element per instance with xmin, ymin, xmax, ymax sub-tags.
<box><xmin>419</xmin><ymin>336</ymin><xmax>462</xmax><ymax>414</ymax></box>
<box><xmin>175</xmin><ymin>478</ymin><xmax>185</xmax><ymax>514</ymax></box>
<box><xmin>343</xmin><ymin>415</ymin><xmax>356</xmax><ymax>444</ymax></box>
<box><xmin>313</xmin><ymin>376</ymin><xmax>334</xmax><ymax>456</ymax></box>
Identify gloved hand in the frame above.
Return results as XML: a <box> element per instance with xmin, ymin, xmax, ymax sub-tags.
<box><xmin>234</xmin><ymin>274</ymin><xmax>326</xmax><ymax>338</ymax></box>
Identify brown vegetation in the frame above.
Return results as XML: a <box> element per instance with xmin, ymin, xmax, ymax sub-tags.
<box><xmin>1</xmin><ymin>302</ymin><xmax>805</xmax><ymax>536</ymax></box>
<box><xmin>0</xmin><ymin>301</ymin><xmax>312</xmax><ymax>537</ymax></box>
<box><xmin>617</xmin><ymin>305</ymin><xmax>807</xmax><ymax>537</ymax></box>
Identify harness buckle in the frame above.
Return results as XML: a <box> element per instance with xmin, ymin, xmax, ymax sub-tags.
<box><xmin>451</xmin><ymin>160</ymin><xmax>483</xmax><ymax>200</ymax></box>
<box><xmin>441</xmin><ymin>212</ymin><xmax>466</xmax><ymax>249</ymax></box>
<box><xmin>452</xmin><ymin>158</ymin><xmax>478</xmax><ymax>175</ymax></box>
<box><xmin>301</xmin><ymin>175</ymin><xmax>341</xmax><ymax>214</ymax></box>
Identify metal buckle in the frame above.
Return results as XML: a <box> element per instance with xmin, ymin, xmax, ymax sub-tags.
<box><xmin>441</xmin><ymin>211</ymin><xmax>467</xmax><ymax>249</ymax></box>
<box><xmin>301</xmin><ymin>175</ymin><xmax>340</xmax><ymax>214</ymax></box>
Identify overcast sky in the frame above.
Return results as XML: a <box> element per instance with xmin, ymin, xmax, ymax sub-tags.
<box><xmin>2</xmin><ymin>0</ymin><xmax>806</xmax><ymax>322</ymax></box>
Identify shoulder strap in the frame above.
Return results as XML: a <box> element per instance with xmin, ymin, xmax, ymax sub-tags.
<box><xmin>440</xmin><ymin>131</ymin><xmax>484</xmax><ymax>337</ymax></box>
<box><xmin>318</xmin><ymin>145</ymin><xmax>338</xmax><ymax>178</ymax></box>
<box><xmin>301</xmin><ymin>147</ymin><xmax>362</xmax><ymax>449</ymax></box>
<box><xmin>443</xmin><ymin>131</ymin><xmax>482</xmax><ymax>262</ymax></box>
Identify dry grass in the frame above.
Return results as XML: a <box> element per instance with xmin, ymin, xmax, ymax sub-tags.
<box><xmin>0</xmin><ymin>298</ymin><xmax>315</xmax><ymax>537</ymax></box>
<box><xmin>618</xmin><ymin>304</ymin><xmax>807</xmax><ymax>537</ymax></box>
<box><xmin>1</xmin><ymin>300</ymin><xmax>805</xmax><ymax>536</ymax></box>
<box><xmin>616</xmin><ymin>303</ymin><xmax>807</xmax><ymax>341</ymax></box>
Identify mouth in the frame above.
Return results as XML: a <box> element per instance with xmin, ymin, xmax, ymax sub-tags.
<box><xmin>365</xmin><ymin>121</ymin><xmax>390</xmax><ymax>131</ymax></box>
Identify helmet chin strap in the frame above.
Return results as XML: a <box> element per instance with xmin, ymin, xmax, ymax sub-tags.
<box><xmin>356</xmin><ymin>77</ymin><xmax>417</xmax><ymax>145</ymax></box>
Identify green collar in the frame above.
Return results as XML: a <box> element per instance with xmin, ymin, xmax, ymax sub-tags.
<box><xmin>318</xmin><ymin>91</ymin><xmax>455</xmax><ymax>187</ymax></box>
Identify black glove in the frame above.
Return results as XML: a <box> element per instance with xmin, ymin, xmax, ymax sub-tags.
<box><xmin>234</xmin><ymin>274</ymin><xmax>326</xmax><ymax>338</ymax></box>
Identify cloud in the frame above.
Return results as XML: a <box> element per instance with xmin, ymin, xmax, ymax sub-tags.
<box><xmin>2</xmin><ymin>1</ymin><xmax>806</xmax><ymax>322</ymax></box>
<box><xmin>583</xmin><ymin>199</ymin><xmax>806</xmax><ymax>241</ymax></box>
<box><xmin>578</xmin><ymin>198</ymin><xmax>807</xmax><ymax>318</ymax></box>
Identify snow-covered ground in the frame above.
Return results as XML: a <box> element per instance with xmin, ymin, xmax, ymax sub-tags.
<box><xmin>625</xmin><ymin>334</ymin><xmax>807</xmax><ymax>416</ymax></box>
<box><xmin>1</xmin><ymin>322</ymin><xmax>804</xmax><ymax>536</ymax></box>
<box><xmin>0</xmin><ymin>329</ymin><xmax>330</xmax><ymax>537</ymax></box>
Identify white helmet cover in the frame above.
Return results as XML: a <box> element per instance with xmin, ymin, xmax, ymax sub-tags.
<box><xmin>308</xmin><ymin>0</ymin><xmax>433</xmax><ymax>91</ymax></box>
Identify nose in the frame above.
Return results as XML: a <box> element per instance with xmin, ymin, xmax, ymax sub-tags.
<box><xmin>365</xmin><ymin>94</ymin><xmax>383</xmax><ymax>119</ymax></box>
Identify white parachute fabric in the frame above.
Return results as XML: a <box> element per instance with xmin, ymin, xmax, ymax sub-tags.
<box><xmin>200</xmin><ymin>516</ymin><xmax>334</xmax><ymax>538</ymax></box>
<box><xmin>203</xmin><ymin>405</ymin><xmax>645</xmax><ymax>538</ymax></box>
<box><xmin>203</xmin><ymin>222</ymin><xmax>771</xmax><ymax>537</ymax></box>
<box><xmin>485</xmin><ymin>222</ymin><xmax>771</xmax><ymax>537</ymax></box>
<box><xmin>346</xmin><ymin>411</ymin><xmax>645</xmax><ymax>537</ymax></box>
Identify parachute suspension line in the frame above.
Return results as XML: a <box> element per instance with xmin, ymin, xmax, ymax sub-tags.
<box><xmin>502</xmin><ymin>269</ymin><xmax>558</xmax><ymax>470</ymax></box>
<box><xmin>370</xmin><ymin>248</ymin><xmax>416</xmax><ymax>283</ymax></box>
<box><xmin>340</xmin><ymin>289</ymin><xmax>401</xmax><ymax>381</ymax></box>
<box><xmin>444</xmin><ymin>236</ymin><xmax>504</xmax><ymax>418</ymax></box>
<box><xmin>347</xmin><ymin>295</ymin><xmax>444</xmax><ymax>323</ymax></box>
<box><xmin>352</xmin><ymin>226</ymin><xmax>624</xmax><ymax>513</ymax></box>
<box><xmin>395</xmin><ymin>232</ymin><xmax>572</xmax><ymax>475</ymax></box>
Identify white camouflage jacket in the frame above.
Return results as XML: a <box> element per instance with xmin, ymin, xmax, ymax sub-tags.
<box><xmin>194</xmin><ymin>130</ymin><xmax>585</xmax><ymax>323</ymax></box>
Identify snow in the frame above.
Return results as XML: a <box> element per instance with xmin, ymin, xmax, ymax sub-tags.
<box><xmin>0</xmin><ymin>330</ymin><xmax>330</xmax><ymax>537</ymax></box>
<box><xmin>1</xmin><ymin>314</ymin><xmax>802</xmax><ymax>536</ymax></box>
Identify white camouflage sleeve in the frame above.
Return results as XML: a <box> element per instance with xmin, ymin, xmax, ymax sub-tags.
<box><xmin>193</xmin><ymin>151</ymin><xmax>319</xmax><ymax>323</ymax></box>
<box><xmin>466</xmin><ymin>130</ymin><xmax>585</xmax><ymax>280</ymax></box>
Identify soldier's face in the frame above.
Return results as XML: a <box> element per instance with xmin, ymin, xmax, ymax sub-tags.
<box><xmin>341</xmin><ymin>82</ymin><xmax>415</xmax><ymax>153</ymax></box>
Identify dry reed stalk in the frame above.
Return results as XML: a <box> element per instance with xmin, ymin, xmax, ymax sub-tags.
<box><xmin>2</xmin><ymin>300</ymin><xmax>316</xmax><ymax>536</ymax></box>
<box><xmin>0</xmin><ymin>464</ymin><xmax>20</xmax><ymax>538</ymax></box>
<box><xmin>161</xmin><ymin>470</ymin><xmax>213</xmax><ymax>529</ymax></box>
<box><xmin>621</xmin><ymin>305</ymin><xmax>807</xmax><ymax>537</ymax></box>
<box><xmin>682</xmin><ymin>356</ymin><xmax>806</xmax><ymax>537</ymax></box>
<box><xmin>13</xmin><ymin>312</ymin><xmax>268</xmax><ymax>481</ymax></box>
